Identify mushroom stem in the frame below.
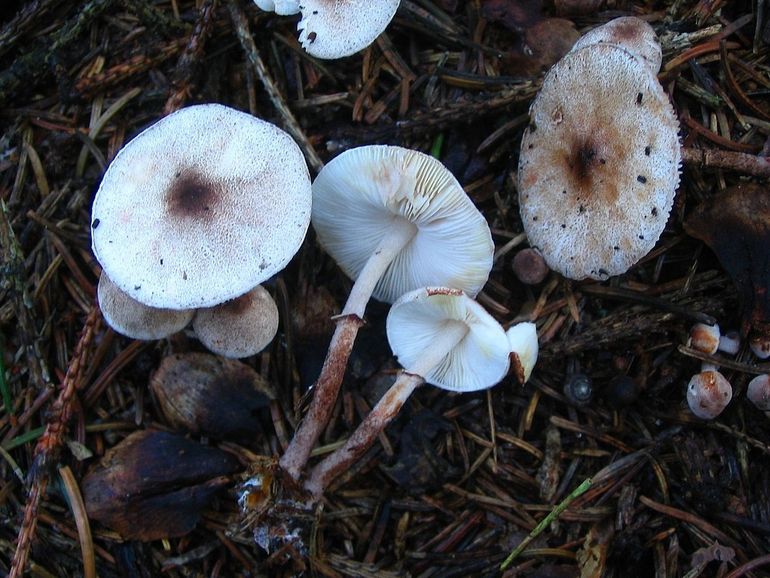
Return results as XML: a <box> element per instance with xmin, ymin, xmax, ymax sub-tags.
<box><xmin>279</xmin><ymin>217</ymin><xmax>417</xmax><ymax>480</ymax></box>
<box><xmin>304</xmin><ymin>320</ymin><xmax>469</xmax><ymax>499</ymax></box>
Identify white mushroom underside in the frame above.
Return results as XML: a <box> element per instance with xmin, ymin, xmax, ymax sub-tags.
<box><xmin>312</xmin><ymin>145</ymin><xmax>493</xmax><ymax>304</ymax></box>
<box><xmin>91</xmin><ymin>104</ymin><xmax>311</xmax><ymax>309</ymax></box>
<box><xmin>387</xmin><ymin>288</ymin><xmax>511</xmax><ymax>392</ymax></box>
<box><xmin>97</xmin><ymin>273</ymin><xmax>194</xmax><ymax>340</ymax></box>
<box><xmin>298</xmin><ymin>0</ymin><xmax>401</xmax><ymax>59</ymax></box>
<box><xmin>518</xmin><ymin>44</ymin><xmax>680</xmax><ymax>280</ymax></box>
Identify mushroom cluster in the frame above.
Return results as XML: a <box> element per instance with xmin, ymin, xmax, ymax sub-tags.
<box><xmin>91</xmin><ymin>104</ymin><xmax>312</xmax><ymax>358</ymax></box>
<box><xmin>254</xmin><ymin>0</ymin><xmax>401</xmax><ymax>59</ymax></box>
<box><xmin>518</xmin><ymin>17</ymin><xmax>680</xmax><ymax>280</ymax></box>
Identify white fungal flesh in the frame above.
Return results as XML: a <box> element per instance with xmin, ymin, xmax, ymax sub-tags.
<box><xmin>91</xmin><ymin>104</ymin><xmax>312</xmax><ymax>309</ymax></box>
<box><xmin>518</xmin><ymin>44</ymin><xmax>680</xmax><ymax>280</ymax></box>
<box><xmin>298</xmin><ymin>0</ymin><xmax>401</xmax><ymax>59</ymax></box>
<box><xmin>253</xmin><ymin>0</ymin><xmax>301</xmax><ymax>14</ymax></box>
<box><xmin>312</xmin><ymin>145</ymin><xmax>493</xmax><ymax>304</ymax></box>
<box><xmin>97</xmin><ymin>273</ymin><xmax>194</xmax><ymax>340</ymax></box>
<box><xmin>386</xmin><ymin>288</ymin><xmax>511</xmax><ymax>392</ymax></box>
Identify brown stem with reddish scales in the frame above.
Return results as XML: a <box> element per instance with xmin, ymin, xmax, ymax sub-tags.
<box><xmin>279</xmin><ymin>218</ymin><xmax>417</xmax><ymax>480</ymax></box>
<box><xmin>10</xmin><ymin>304</ymin><xmax>101</xmax><ymax>578</ymax></box>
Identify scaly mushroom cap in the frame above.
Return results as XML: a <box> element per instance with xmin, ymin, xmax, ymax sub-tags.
<box><xmin>686</xmin><ymin>370</ymin><xmax>732</xmax><ymax>419</ymax></box>
<box><xmin>312</xmin><ymin>145</ymin><xmax>493</xmax><ymax>304</ymax></box>
<box><xmin>91</xmin><ymin>104</ymin><xmax>312</xmax><ymax>309</ymax></box>
<box><xmin>192</xmin><ymin>285</ymin><xmax>279</xmax><ymax>359</ymax></box>
<box><xmin>518</xmin><ymin>44</ymin><xmax>680</xmax><ymax>280</ymax></box>
<box><xmin>386</xmin><ymin>287</ymin><xmax>511</xmax><ymax>392</ymax></box>
<box><xmin>570</xmin><ymin>16</ymin><xmax>662</xmax><ymax>74</ymax></box>
<box><xmin>97</xmin><ymin>273</ymin><xmax>194</xmax><ymax>340</ymax></box>
<box><xmin>298</xmin><ymin>0</ymin><xmax>401</xmax><ymax>59</ymax></box>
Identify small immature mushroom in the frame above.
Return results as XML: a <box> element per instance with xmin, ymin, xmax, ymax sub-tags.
<box><xmin>688</xmin><ymin>323</ymin><xmax>720</xmax><ymax>355</ymax></box>
<box><xmin>192</xmin><ymin>285</ymin><xmax>279</xmax><ymax>359</ymax></box>
<box><xmin>570</xmin><ymin>16</ymin><xmax>662</xmax><ymax>75</ymax></box>
<box><xmin>746</xmin><ymin>374</ymin><xmax>770</xmax><ymax>411</ymax></box>
<box><xmin>279</xmin><ymin>145</ymin><xmax>493</xmax><ymax>479</ymax></box>
<box><xmin>253</xmin><ymin>0</ymin><xmax>299</xmax><ymax>15</ymax></box>
<box><xmin>718</xmin><ymin>330</ymin><xmax>741</xmax><ymax>355</ymax></box>
<box><xmin>518</xmin><ymin>43</ymin><xmax>680</xmax><ymax>280</ymax></box>
<box><xmin>512</xmin><ymin>247</ymin><xmax>550</xmax><ymax>285</ymax></box>
<box><xmin>91</xmin><ymin>104</ymin><xmax>311</xmax><ymax>310</ymax></box>
<box><xmin>97</xmin><ymin>273</ymin><xmax>193</xmax><ymax>340</ymax></box>
<box><xmin>684</xmin><ymin>184</ymin><xmax>770</xmax><ymax>358</ymax></box>
<box><xmin>297</xmin><ymin>0</ymin><xmax>401</xmax><ymax>59</ymax></box>
<box><xmin>686</xmin><ymin>370</ymin><xmax>732</xmax><ymax>419</ymax></box>
<box><xmin>303</xmin><ymin>287</ymin><xmax>538</xmax><ymax>498</ymax></box>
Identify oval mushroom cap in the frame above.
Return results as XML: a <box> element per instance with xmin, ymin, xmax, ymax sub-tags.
<box><xmin>312</xmin><ymin>145</ymin><xmax>493</xmax><ymax>304</ymax></box>
<box><xmin>518</xmin><ymin>44</ymin><xmax>680</xmax><ymax>280</ymax></box>
<box><xmin>91</xmin><ymin>104</ymin><xmax>312</xmax><ymax>309</ymax></box>
<box><xmin>686</xmin><ymin>370</ymin><xmax>732</xmax><ymax>419</ymax></box>
<box><xmin>97</xmin><ymin>273</ymin><xmax>194</xmax><ymax>340</ymax></box>
<box><xmin>297</xmin><ymin>0</ymin><xmax>401</xmax><ymax>59</ymax></box>
<box><xmin>386</xmin><ymin>287</ymin><xmax>511</xmax><ymax>392</ymax></box>
<box><xmin>192</xmin><ymin>285</ymin><xmax>279</xmax><ymax>359</ymax></box>
<box><xmin>747</xmin><ymin>374</ymin><xmax>770</xmax><ymax>411</ymax></box>
<box><xmin>570</xmin><ymin>16</ymin><xmax>662</xmax><ymax>74</ymax></box>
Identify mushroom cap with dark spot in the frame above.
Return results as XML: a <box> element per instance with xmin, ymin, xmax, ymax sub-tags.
<box><xmin>686</xmin><ymin>370</ymin><xmax>732</xmax><ymax>420</ymax></box>
<box><xmin>518</xmin><ymin>44</ymin><xmax>680</xmax><ymax>280</ymax></box>
<box><xmin>91</xmin><ymin>104</ymin><xmax>311</xmax><ymax>309</ymax></box>
<box><xmin>297</xmin><ymin>0</ymin><xmax>401</xmax><ymax>59</ymax></box>
<box><xmin>192</xmin><ymin>285</ymin><xmax>280</xmax><ymax>359</ymax></box>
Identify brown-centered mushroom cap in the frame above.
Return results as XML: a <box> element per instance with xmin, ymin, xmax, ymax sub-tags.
<box><xmin>297</xmin><ymin>0</ymin><xmax>401</xmax><ymax>59</ymax></box>
<box><xmin>518</xmin><ymin>44</ymin><xmax>680</xmax><ymax>280</ymax></box>
<box><xmin>97</xmin><ymin>273</ymin><xmax>194</xmax><ymax>340</ymax></box>
<box><xmin>570</xmin><ymin>16</ymin><xmax>662</xmax><ymax>74</ymax></box>
<box><xmin>91</xmin><ymin>104</ymin><xmax>311</xmax><ymax>309</ymax></box>
<box><xmin>686</xmin><ymin>370</ymin><xmax>732</xmax><ymax>419</ymax></box>
<box><xmin>192</xmin><ymin>285</ymin><xmax>279</xmax><ymax>359</ymax></box>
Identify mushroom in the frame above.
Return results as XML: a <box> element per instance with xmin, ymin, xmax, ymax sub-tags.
<box><xmin>303</xmin><ymin>287</ymin><xmax>538</xmax><ymax>498</ymax></box>
<box><xmin>279</xmin><ymin>145</ymin><xmax>494</xmax><ymax>479</ymax></box>
<box><xmin>570</xmin><ymin>16</ymin><xmax>662</xmax><ymax>75</ymax></box>
<box><xmin>253</xmin><ymin>0</ymin><xmax>299</xmax><ymax>15</ymax></box>
<box><xmin>686</xmin><ymin>370</ymin><xmax>732</xmax><ymax>419</ymax></box>
<box><xmin>718</xmin><ymin>330</ymin><xmax>741</xmax><ymax>355</ymax></box>
<box><xmin>298</xmin><ymin>0</ymin><xmax>401</xmax><ymax>59</ymax></box>
<box><xmin>192</xmin><ymin>285</ymin><xmax>279</xmax><ymax>359</ymax></box>
<box><xmin>91</xmin><ymin>103</ymin><xmax>311</xmax><ymax>310</ymax></box>
<box><xmin>512</xmin><ymin>247</ymin><xmax>550</xmax><ymax>285</ymax></box>
<box><xmin>684</xmin><ymin>183</ymin><xmax>770</xmax><ymax>359</ymax></box>
<box><xmin>97</xmin><ymin>273</ymin><xmax>193</xmax><ymax>340</ymax></box>
<box><xmin>746</xmin><ymin>374</ymin><xmax>770</xmax><ymax>411</ymax></box>
<box><xmin>688</xmin><ymin>323</ymin><xmax>720</xmax><ymax>355</ymax></box>
<box><xmin>517</xmin><ymin>42</ymin><xmax>680</xmax><ymax>280</ymax></box>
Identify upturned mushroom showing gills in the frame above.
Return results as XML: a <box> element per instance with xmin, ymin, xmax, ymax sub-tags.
<box><xmin>518</xmin><ymin>33</ymin><xmax>680</xmax><ymax>280</ymax></box>
<box><xmin>684</xmin><ymin>183</ymin><xmax>770</xmax><ymax>359</ymax></box>
<box><xmin>279</xmin><ymin>145</ymin><xmax>494</xmax><ymax>480</ymax></box>
<box><xmin>303</xmin><ymin>287</ymin><xmax>538</xmax><ymax>498</ymax></box>
<box><xmin>91</xmin><ymin>104</ymin><xmax>311</xmax><ymax>310</ymax></box>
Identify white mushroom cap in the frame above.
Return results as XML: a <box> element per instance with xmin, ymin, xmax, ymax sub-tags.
<box><xmin>386</xmin><ymin>287</ymin><xmax>511</xmax><ymax>392</ymax></box>
<box><xmin>747</xmin><ymin>374</ymin><xmax>770</xmax><ymax>411</ymax></box>
<box><xmin>91</xmin><ymin>104</ymin><xmax>311</xmax><ymax>310</ymax></box>
<box><xmin>518</xmin><ymin>44</ymin><xmax>680</xmax><ymax>280</ymax></box>
<box><xmin>570</xmin><ymin>16</ymin><xmax>662</xmax><ymax>74</ymax></box>
<box><xmin>686</xmin><ymin>370</ymin><xmax>732</xmax><ymax>419</ymax></box>
<box><xmin>97</xmin><ymin>273</ymin><xmax>193</xmax><ymax>340</ymax></box>
<box><xmin>312</xmin><ymin>145</ymin><xmax>493</xmax><ymax>304</ymax></box>
<box><xmin>688</xmin><ymin>323</ymin><xmax>720</xmax><ymax>355</ymax></box>
<box><xmin>718</xmin><ymin>330</ymin><xmax>741</xmax><ymax>355</ymax></box>
<box><xmin>297</xmin><ymin>0</ymin><xmax>401</xmax><ymax>59</ymax></box>
<box><xmin>750</xmin><ymin>336</ymin><xmax>770</xmax><ymax>359</ymax></box>
<box><xmin>506</xmin><ymin>322</ymin><xmax>539</xmax><ymax>384</ymax></box>
<box><xmin>192</xmin><ymin>285</ymin><xmax>279</xmax><ymax>359</ymax></box>
<box><xmin>253</xmin><ymin>0</ymin><xmax>300</xmax><ymax>15</ymax></box>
